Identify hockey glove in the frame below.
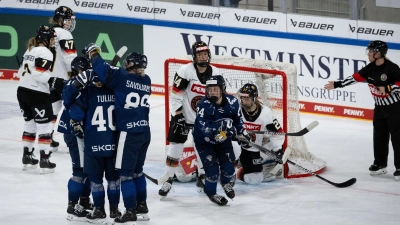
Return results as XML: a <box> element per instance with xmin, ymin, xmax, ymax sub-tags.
<box><xmin>82</xmin><ymin>43</ymin><xmax>101</xmax><ymax>59</ymax></box>
<box><xmin>171</xmin><ymin>114</ymin><xmax>188</xmax><ymax>135</ymax></box>
<box><xmin>48</xmin><ymin>77</ymin><xmax>65</xmax><ymax>98</ymax></box>
<box><xmin>239</xmin><ymin>133</ymin><xmax>252</xmax><ymax>149</ymax></box>
<box><xmin>74</xmin><ymin>71</ymin><xmax>96</xmax><ymax>89</ymax></box>
<box><xmin>274</xmin><ymin>149</ymin><xmax>283</xmax><ymax>159</ymax></box>
<box><xmin>220</xmin><ymin>119</ymin><xmax>237</xmax><ymax>138</ymax></box>
<box><xmin>70</xmin><ymin>119</ymin><xmax>84</xmax><ymax>139</ymax></box>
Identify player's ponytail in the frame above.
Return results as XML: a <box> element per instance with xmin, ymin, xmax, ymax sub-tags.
<box><xmin>27</xmin><ymin>37</ymin><xmax>37</xmax><ymax>51</ymax></box>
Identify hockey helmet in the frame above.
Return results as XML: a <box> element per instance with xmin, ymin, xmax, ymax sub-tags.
<box><xmin>36</xmin><ymin>25</ymin><xmax>57</xmax><ymax>48</ymax></box>
<box><xmin>206</xmin><ymin>75</ymin><xmax>226</xmax><ymax>102</ymax></box>
<box><xmin>71</xmin><ymin>56</ymin><xmax>92</xmax><ymax>76</ymax></box>
<box><xmin>53</xmin><ymin>6</ymin><xmax>76</xmax><ymax>32</ymax></box>
<box><xmin>366</xmin><ymin>40</ymin><xmax>388</xmax><ymax>58</ymax></box>
<box><xmin>191</xmin><ymin>41</ymin><xmax>211</xmax><ymax>67</ymax></box>
<box><xmin>239</xmin><ymin>83</ymin><xmax>258</xmax><ymax>102</ymax></box>
<box><xmin>123</xmin><ymin>52</ymin><xmax>148</xmax><ymax>71</ymax></box>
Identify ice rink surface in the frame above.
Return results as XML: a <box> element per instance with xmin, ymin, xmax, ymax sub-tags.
<box><xmin>0</xmin><ymin>80</ymin><xmax>399</xmax><ymax>225</ymax></box>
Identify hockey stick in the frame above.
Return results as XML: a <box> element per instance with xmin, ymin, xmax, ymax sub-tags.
<box><xmin>110</xmin><ymin>46</ymin><xmax>128</xmax><ymax>66</ymax></box>
<box><xmin>236</xmin><ymin>136</ymin><xmax>357</xmax><ymax>188</ymax></box>
<box><xmin>248</xmin><ymin>121</ymin><xmax>319</xmax><ymax>136</ymax></box>
<box><xmin>143</xmin><ymin>172</ymin><xmax>169</xmax><ymax>185</ymax></box>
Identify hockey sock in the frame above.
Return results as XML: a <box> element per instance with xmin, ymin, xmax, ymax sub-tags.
<box><xmin>107</xmin><ymin>180</ymin><xmax>120</xmax><ymax>206</ymax></box>
<box><xmin>204</xmin><ymin>174</ymin><xmax>218</xmax><ymax>196</ymax></box>
<box><xmin>134</xmin><ymin>174</ymin><xmax>147</xmax><ymax>202</ymax></box>
<box><xmin>81</xmin><ymin>177</ymin><xmax>91</xmax><ymax>198</ymax></box>
<box><xmin>90</xmin><ymin>182</ymin><xmax>105</xmax><ymax>208</ymax></box>
<box><xmin>119</xmin><ymin>169</ymin><xmax>136</xmax><ymax>209</ymax></box>
<box><xmin>22</xmin><ymin>132</ymin><xmax>36</xmax><ymax>149</ymax></box>
<box><xmin>68</xmin><ymin>175</ymin><xmax>86</xmax><ymax>203</ymax></box>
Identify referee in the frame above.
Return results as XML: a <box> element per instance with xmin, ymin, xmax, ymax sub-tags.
<box><xmin>324</xmin><ymin>40</ymin><xmax>400</xmax><ymax>181</ymax></box>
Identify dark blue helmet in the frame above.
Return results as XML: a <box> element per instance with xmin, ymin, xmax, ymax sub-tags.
<box><xmin>206</xmin><ymin>75</ymin><xmax>226</xmax><ymax>102</ymax></box>
<box><xmin>367</xmin><ymin>40</ymin><xmax>388</xmax><ymax>57</ymax></box>
<box><xmin>71</xmin><ymin>56</ymin><xmax>91</xmax><ymax>76</ymax></box>
<box><xmin>36</xmin><ymin>25</ymin><xmax>57</xmax><ymax>48</ymax></box>
<box><xmin>123</xmin><ymin>52</ymin><xmax>148</xmax><ymax>71</ymax></box>
<box><xmin>191</xmin><ymin>41</ymin><xmax>211</xmax><ymax>67</ymax></box>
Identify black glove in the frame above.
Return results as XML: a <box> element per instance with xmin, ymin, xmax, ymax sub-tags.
<box><xmin>70</xmin><ymin>119</ymin><xmax>84</xmax><ymax>139</ymax></box>
<box><xmin>48</xmin><ymin>77</ymin><xmax>65</xmax><ymax>98</ymax></box>
<box><xmin>82</xmin><ymin>43</ymin><xmax>101</xmax><ymax>59</ymax></box>
<box><xmin>171</xmin><ymin>114</ymin><xmax>188</xmax><ymax>135</ymax></box>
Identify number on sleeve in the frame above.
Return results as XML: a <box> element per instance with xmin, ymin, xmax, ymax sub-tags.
<box><xmin>197</xmin><ymin>107</ymin><xmax>205</xmax><ymax>118</ymax></box>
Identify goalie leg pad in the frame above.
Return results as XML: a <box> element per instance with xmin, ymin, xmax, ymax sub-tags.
<box><xmin>243</xmin><ymin>172</ymin><xmax>263</xmax><ymax>185</ymax></box>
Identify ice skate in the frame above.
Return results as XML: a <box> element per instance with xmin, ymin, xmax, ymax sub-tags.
<box><xmin>39</xmin><ymin>150</ymin><xmax>56</xmax><ymax>174</ymax></box>
<box><xmin>66</xmin><ymin>201</ymin><xmax>89</xmax><ymax>222</ymax></box>
<box><xmin>369</xmin><ymin>165</ymin><xmax>387</xmax><ymax>176</ymax></box>
<box><xmin>158</xmin><ymin>177</ymin><xmax>173</xmax><ymax>198</ymax></box>
<box><xmin>22</xmin><ymin>147</ymin><xmax>38</xmax><ymax>171</ymax></box>
<box><xmin>196</xmin><ymin>174</ymin><xmax>205</xmax><ymax>193</ymax></box>
<box><xmin>113</xmin><ymin>208</ymin><xmax>137</xmax><ymax>225</ymax></box>
<box><xmin>50</xmin><ymin>131</ymin><xmax>59</xmax><ymax>152</ymax></box>
<box><xmin>394</xmin><ymin>169</ymin><xmax>400</xmax><ymax>181</ymax></box>
<box><xmin>229</xmin><ymin>174</ymin><xmax>236</xmax><ymax>187</ymax></box>
<box><xmin>86</xmin><ymin>207</ymin><xmax>107</xmax><ymax>224</ymax></box>
<box><xmin>136</xmin><ymin>201</ymin><xmax>150</xmax><ymax>221</ymax></box>
<box><xmin>221</xmin><ymin>182</ymin><xmax>235</xmax><ymax>199</ymax></box>
<box><xmin>110</xmin><ymin>205</ymin><xmax>121</xmax><ymax>219</ymax></box>
<box><xmin>208</xmin><ymin>194</ymin><xmax>228</xmax><ymax>206</ymax></box>
<box><xmin>79</xmin><ymin>196</ymin><xmax>94</xmax><ymax>211</ymax></box>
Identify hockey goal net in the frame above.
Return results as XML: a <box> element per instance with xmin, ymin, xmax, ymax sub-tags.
<box><xmin>164</xmin><ymin>56</ymin><xmax>326</xmax><ymax>179</ymax></box>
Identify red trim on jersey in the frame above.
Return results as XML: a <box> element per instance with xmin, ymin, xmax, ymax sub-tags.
<box><xmin>352</xmin><ymin>72</ymin><xmax>366</xmax><ymax>82</ymax></box>
<box><xmin>35</xmin><ymin>67</ymin><xmax>46</xmax><ymax>73</ymax></box>
<box><xmin>171</xmin><ymin>86</ymin><xmax>184</xmax><ymax>94</ymax></box>
<box><xmin>395</xmin><ymin>81</ymin><xmax>400</xmax><ymax>87</ymax></box>
<box><xmin>65</xmin><ymin>49</ymin><xmax>77</xmax><ymax>54</ymax></box>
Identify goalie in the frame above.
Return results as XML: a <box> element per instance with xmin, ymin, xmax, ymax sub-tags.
<box><xmin>236</xmin><ymin>83</ymin><xmax>285</xmax><ymax>184</ymax></box>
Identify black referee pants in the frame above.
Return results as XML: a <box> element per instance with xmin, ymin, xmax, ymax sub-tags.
<box><xmin>373</xmin><ymin>101</ymin><xmax>400</xmax><ymax>169</ymax></box>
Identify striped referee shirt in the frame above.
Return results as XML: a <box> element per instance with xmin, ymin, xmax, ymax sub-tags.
<box><xmin>339</xmin><ymin>59</ymin><xmax>400</xmax><ymax>106</ymax></box>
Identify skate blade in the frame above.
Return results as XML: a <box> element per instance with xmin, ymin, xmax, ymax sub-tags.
<box><xmin>370</xmin><ymin>169</ymin><xmax>387</xmax><ymax>176</ymax></box>
<box><xmin>40</xmin><ymin>168</ymin><xmax>55</xmax><ymax>174</ymax></box>
<box><xmin>66</xmin><ymin>214</ymin><xmax>87</xmax><ymax>222</ymax></box>
<box><xmin>137</xmin><ymin>213</ymin><xmax>150</xmax><ymax>221</ymax></box>
<box><xmin>87</xmin><ymin>218</ymin><xmax>107</xmax><ymax>224</ymax></box>
<box><xmin>111</xmin><ymin>220</ymin><xmax>136</xmax><ymax>225</ymax></box>
<box><xmin>22</xmin><ymin>164</ymin><xmax>38</xmax><ymax>171</ymax></box>
<box><xmin>197</xmin><ymin>187</ymin><xmax>204</xmax><ymax>193</ymax></box>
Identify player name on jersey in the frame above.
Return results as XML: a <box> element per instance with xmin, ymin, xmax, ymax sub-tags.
<box><xmin>97</xmin><ymin>95</ymin><xmax>114</xmax><ymax>102</ymax></box>
<box><xmin>126</xmin><ymin>80</ymin><xmax>151</xmax><ymax>92</ymax></box>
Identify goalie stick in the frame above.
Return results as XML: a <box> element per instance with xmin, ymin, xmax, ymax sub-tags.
<box><xmin>143</xmin><ymin>172</ymin><xmax>169</xmax><ymax>185</ymax></box>
<box><xmin>110</xmin><ymin>46</ymin><xmax>128</xmax><ymax>66</ymax></box>
<box><xmin>248</xmin><ymin>121</ymin><xmax>319</xmax><ymax>136</ymax></box>
<box><xmin>236</xmin><ymin>135</ymin><xmax>357</xmax><ymax>188</ymax></box>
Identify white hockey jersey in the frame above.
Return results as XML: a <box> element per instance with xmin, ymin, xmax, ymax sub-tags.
<box><xmin>50</xmin><ymin>26</ymin><xmax>77</xmax><ymax>80</ymax></box>
<box><xmin>242</xmin><ymin>104</ymin><xmax>284</xmax><ymax>152</ymax></box>
<box><xmin>18</xmin><ymin>47</ymin><xmax>53</xmax><ymax>94</ymax></box>
<box><xmin>170</xmin><ymin>63</ymin><xmax>220</xmax><ymax>124</ymax></box>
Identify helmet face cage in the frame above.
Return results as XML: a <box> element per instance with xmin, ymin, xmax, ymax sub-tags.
<box><xmin>123</xmin><ymin>52</ymin><xmax>148</xmax><ymax>72</ymax></box>
<box><xmin>366</xmin><ymin>40</ymin><xmax>388</xmax><ymax>57</ymax></box>
<box><xmin>239</xmin><ymin>83</ymin><xmax>258</xmax><ymax>102</ymax></box>
<box><xmin>191</xmin><ymin>41</ymin><xmax>211</xmax><ymax>67</ymax></box>
<box><xmin>36</xmin><ymin>25</ymin><xmax>57</xmax><ymax>48</ymax></box>
<box><xmin>71</xmin><ymin>56</ymin><xmax>92</xmax><ymax>76</ymax></box>
<box><xmin>54</xmin><ymin>6</ymin><xmax>76</xmax><ymax>32</ymax></box>
<box><xmin>206</xmin><ymin>75</ymin><xmax>226</xmax><ymax>102</ymax></box>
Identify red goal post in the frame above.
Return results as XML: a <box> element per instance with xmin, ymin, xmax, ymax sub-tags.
<box><xmin>164</xmin><ymin>56</ymin><xmax>326</xmax><ymax>179</ymax></box>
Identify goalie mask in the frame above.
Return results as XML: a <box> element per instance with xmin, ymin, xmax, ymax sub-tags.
<box><xmin>36</xmin><ymin>25</ymin><xmax>57</xmax><ymax>49</ymax></box>
<box><xmin>366</xmin><ymin>40</ymin><xmax>388</xmax><ymax>58</ymax></box>
<box><xmin>53</xmin><ymin>6</ymin><xmax>76</xmax><ymax>32</ymax></box>
<box><xmin>191</xmin><ymin>41</ymin><xmax>211</xmax><ymax>67</ymax></box>
<box><xmin>206</xmin><ymin>75</ymin><xmax>226</xmax><ymax>103</ymax></box>
<box><xmin>71</xmin><ymin>56</ymin><xmax>92</xmax><ymax>77</ymax></box>
<box><xmin>239</xmin><ymin>83</ymin><xmax>258</xmax><ymax>110</ymax></box>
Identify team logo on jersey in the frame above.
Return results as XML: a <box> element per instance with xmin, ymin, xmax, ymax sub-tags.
<box><xmin>380</xmin><ymin>74</ymin><xmax>387</xmax><ymax>81</ymax></box>
<box><xmin>34</xmin><ymin>108</ymin><xmax>45</xmax><ymax>118</ymax></box>
<box><xmin>58</xmin><ymin>120</ymin><xmax>68</xmax><ymax>130</ymax></box>
<box><xmin>191</xmin><ymin>95</ymin><xmax>203</xmax><ymax>112</ymax></box>
<box><xmin>191</xmin><ymin>84</ymin><xmax>206</xmax><ymax>95</ymax></box>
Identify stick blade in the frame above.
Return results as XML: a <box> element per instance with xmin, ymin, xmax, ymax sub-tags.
<box><xmin>335</xmin><ymin>178</ymin><xmax>357</xmax><ymax>188</ymax></box>
<box><xmin>306</xmin><ymin>121</ymin><xmax>319</xmax><ymax>132</ymax></box>
<box><xmin>116</xmin><ymin>46</ymin><xmax>128</xmax><ymax>58</ymax></box>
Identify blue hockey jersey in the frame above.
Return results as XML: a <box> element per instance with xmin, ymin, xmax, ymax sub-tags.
<box><xmin>57</xmin><ymin>79</ymin><xmax>80</xmax><ymax>134</ymax></box>
<box><xmin>69</xmin><ymin>79</ymin><xmax>118</xmax><ymax>157</ymax></box>
<box><xmin>91</xmin><ymin>55</ymin><xmax>151</xmax><ymax>133</ymax></box>
<box><xmin>193</xmin><ymin>94</ymin><xmax>246</xmax><ymax>145</ymax></box>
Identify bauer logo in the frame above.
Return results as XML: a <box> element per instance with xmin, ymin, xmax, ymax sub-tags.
<box><xmin>127</xmin><ymin>4</ymin><xmax>166</xmax><ymax>14</ymax></box>
<box><xmin>343</xmin><ymin>109</ymin><xmax>364</xmax><ymax>117</ymax></box>
<box><xmin>290</xmin><ymin>19</ymin><xmax>334</xmax><ymax>30</ymax></box>
<box><xmin>73</xmin><ymin>0</ymin><xmax>113</xmax><ymax>9</ymax></box>
<box><xmin>348</xmin><ymin>25</ymin><xmax>394</xmax><ymax>36</ymax></box>
<box><xmin>19</xmin><ymin>0</ymin><xmax>59</xmax><ymax>4</ymax></box>
<box><xmin>243</xmin><ymin>122</ymin><xmax>261</xmax><ymax>131</ymax></box>
<box><xmin>180</xmin><ymin>8</ymin><xmax>220</xmax><ymax>20</ymax></box>
<box><xmin>191</xmin><ymin>84</ymin><xmax>206</xmax><ymax>95</ymax></box>
<box><xmin>314</xmin><ymin>105</ymin><xmax>334</xmax><ymax>113</ymax></box>
<box><xmin>234</xmin><ymin>13</ymin><xmax>277</xmax><ymax>25</ymax></box>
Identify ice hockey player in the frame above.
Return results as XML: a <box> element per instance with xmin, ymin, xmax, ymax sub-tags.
<box><xmin>83</xmin><ymin>43</ymin><xmax>151</xmax><ymax>223</ymax></box>
<box><xmin>192</xmin><ymin>75</ymin><xmax>251</xmax><ymax>206</ymax></box>
<box><xmin>48</xmin><ymin>6</ymin><xmax>78</xmax><ymax>151</ymax></box>
<box><xmin>160</xmin><ymin>41</ymin><xmax>221</xmax><ymax>198</ymax></box>
<box><xmin>17</xmin><ymin>25</ymin><xmax>62</xmax><ymax>174</ymax></box>
<box><xmin>236</xmin><ymin>83</ymin><xmax>284</xmax><ymax>184</ymax></box>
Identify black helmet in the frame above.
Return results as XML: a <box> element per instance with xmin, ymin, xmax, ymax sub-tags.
<box><xmin>36</xmin><ymin>25</ymin><xmax>57</xmax><ymax>48</ymax></box>
<box><xmin>123</xmin><ymin>52</ymin><xmax>148</xmax><ymax>71</ymax></box>
<box><xmin>206</xmin><ymin>75</ymin><xmax>226</xmax><ymax>102</ymax></box>
<box><xmin>53</xmin><ymin>6</ymin><xmax>76</xmax><ymax>32</ymax></box>
<box><xmin>239</xmin><ymin>83</ymin><xmax>258</xmax><ymax>101</ymax></box>
<box><xmin>191</xmin><ymin>41</ymin><xmax>211</xmax><ymax>67</ymax></box>
<box><xmin>71</xmin><ymin>56</ymin><xmax>92</xmax><ymax>76</ymax></box>
<box><xmin>366</xmin><ymin>40</ymin><xmax>388</xmax><ymax>57</ymax></box>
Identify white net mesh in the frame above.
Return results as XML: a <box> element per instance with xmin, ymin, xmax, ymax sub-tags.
<box><xmin>165</xmin><ymin>56</ymin><xmax>326</xmax><ymax>178</ymax></box>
